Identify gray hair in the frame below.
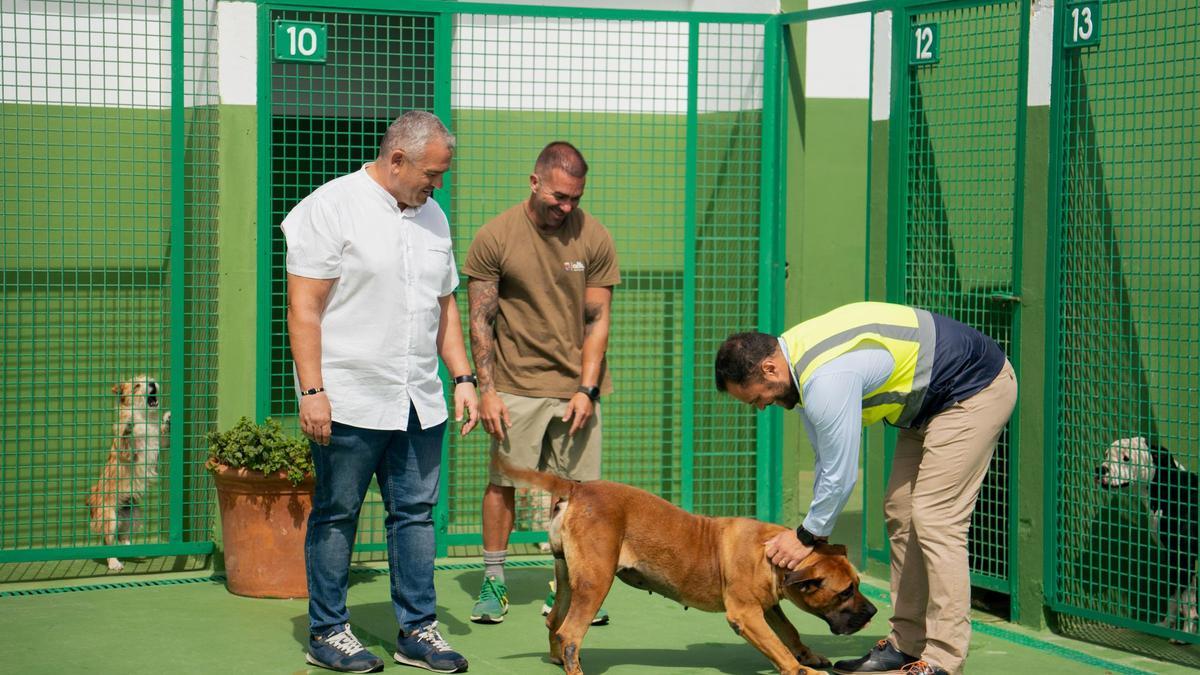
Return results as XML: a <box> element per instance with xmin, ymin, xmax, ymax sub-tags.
<box><xmin>379</xmin><ymin>110</ymin><xmax>456</xmax><ymax>159</ymax></box>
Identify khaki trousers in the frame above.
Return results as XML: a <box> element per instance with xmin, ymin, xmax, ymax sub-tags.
<box><xmin>884</xmin><ymin>360</ymin><xmax>1017</xmax><ymax>675</ymax></box>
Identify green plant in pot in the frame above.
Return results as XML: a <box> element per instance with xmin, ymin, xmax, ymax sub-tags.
<box><xmin>207</xmin><ymin>416</ymin><xmax>314</xmax><ymax>599</ymax></box>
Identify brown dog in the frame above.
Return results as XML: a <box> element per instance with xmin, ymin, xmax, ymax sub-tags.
<box><xmin>499</xmin><ymin>460</ymin><xmax>877</xmax><ymax>675</ymax></box>
<box><xmin>85</xmin><ymin>375</ymin><xmax>170</xmax><ymax>571</ymax></box>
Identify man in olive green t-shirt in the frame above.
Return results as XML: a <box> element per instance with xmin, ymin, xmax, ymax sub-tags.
<box><xmin>464</xmin><ymin>141</ymin><xmax>620</xmax><ymax>626</ymax></box>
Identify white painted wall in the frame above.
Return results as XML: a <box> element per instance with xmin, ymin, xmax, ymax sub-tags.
<box><xmin>452</xmin><ymin>15</ymin><xmax>763</xmax><ymax>113</ymax></box>
<box><xmin>218</xmin><ymin>1</ymin><xmax>255</xmax><ymax>105</ymax></box>
<box><xmin>803</xmin><ymin>0</ymin><xmax>871</xmax><ymax>100</ymax></box>
<box><xmin>2</xmin><ymin>0</ymin><xmax>776</xmax><ymax>110</ymax></box>
<box><xmin>0</xmin><ymin>0</ymin><xmax>217</xmax><ymax>107</ymax></box>
<box><xmin>521</xmin><ymin>0</ymin><xmax>779</xmax><ymax>12</ymax></box>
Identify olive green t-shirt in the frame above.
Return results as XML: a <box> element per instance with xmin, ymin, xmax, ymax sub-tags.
<box><xmin>463</xmin><ymin>202</ymin><xmax>621</xmax><ymax>399</ymax></box>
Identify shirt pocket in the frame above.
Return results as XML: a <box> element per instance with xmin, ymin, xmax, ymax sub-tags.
<box><xmin>417</xmin><ymin>245</ymin><xmax>455</xmax><ymax>298</ymax></box>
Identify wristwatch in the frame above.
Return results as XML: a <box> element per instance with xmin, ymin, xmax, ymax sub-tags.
<box><xmin>453</xmin><ymin>374</ymin><xmax>478</xmax><ymax>386</ymax></box>
<box><xmin>577</xmin><ymin>385</ymin><xmax>601</xmax><ymax>402</ymax></box>
<box><xmin>795</xmin><ymin>525</ymin><xmax>820</xmax><ymax>548</ymax></box>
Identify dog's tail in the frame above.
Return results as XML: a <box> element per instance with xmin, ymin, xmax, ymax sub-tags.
<box><xmin>492</xmin><ymin>455</ymin><xmax>578</xmax><ymax>499</ymax></box>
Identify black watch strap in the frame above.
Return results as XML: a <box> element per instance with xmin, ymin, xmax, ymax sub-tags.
<box><xmin>453</xmin><ymin>374</ymin><xmax>477</xmax><ymax>386</ymax></box>
<box><xmin>795</xmin><ymin>525</ymin><xmax>819</xmax><ymax>547</ymax></box>
<box><xmin>300</xmin><ymin>386</ymin><xmax>325</xmax><ymax>397</ymax></box>
<box><xmin>577</xmin><ymin>385</ymin><xmax>600</xmax><ymax>402</ymax></box>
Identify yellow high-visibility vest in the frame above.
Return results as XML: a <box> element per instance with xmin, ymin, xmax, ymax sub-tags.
<box><xmin>780</xmin><ymin>302</ymin><xmax>936</xmax><ymax>427</ymax></box>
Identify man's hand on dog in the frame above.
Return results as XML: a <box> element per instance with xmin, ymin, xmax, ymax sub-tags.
<box><xmin>300</xmin><ymin>392</ymin><xmax>332</xmax><ymax>446</ymax></box>
<box><xmin>765</xmin><ymin>529</ymin><xmax>815</xmax><ymax>570</ymax></box>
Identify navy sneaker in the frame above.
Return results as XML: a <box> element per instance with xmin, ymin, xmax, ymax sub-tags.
<box><xmin>393</xmin><ymin>621</ymin><xmax>468</xmax><ymax>673</ymax></box>
<box><xmin>832</xmin><ymin>638</ymin><xmax>919</xmax><ymax>674</ymax></box>
<box><xmin>306</xmin><ymin>624</ymin><xmax>385</xmax><ymax>673</ymax></box>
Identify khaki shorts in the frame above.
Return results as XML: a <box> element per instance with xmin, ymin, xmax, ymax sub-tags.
<box><xmin>488</xmin><ymin>391</ymin><xmax>602</xmax><ymax>486</ymax></box>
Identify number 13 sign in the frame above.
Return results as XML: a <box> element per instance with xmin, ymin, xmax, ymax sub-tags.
<box><xmin>1065</xmin><ymin>2</ymin><xmax>1101</xmax><ymax>48</ymax></box>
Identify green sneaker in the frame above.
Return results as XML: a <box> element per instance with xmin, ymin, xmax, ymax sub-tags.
<box><xmin>540</xmin><ymin>580</ymin><xmax>610</xmax><ymax>626</ymax></box>
<box><xmin>470</xmin><ymin>575</ymin><xmax>509</xmax><ymax>624</ymax></box>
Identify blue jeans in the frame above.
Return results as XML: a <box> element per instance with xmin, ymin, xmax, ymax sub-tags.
<box><xmin>305</xmin><ymin>409</ymin><xmax>445</xmax><ymax>635</ymax></box>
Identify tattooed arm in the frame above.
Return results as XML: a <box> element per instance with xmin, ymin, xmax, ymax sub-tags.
<box><xmin>564</xmin><ymin>285</ymin><xmax>613</xmax><ymax>435</ymax></box>
<box><xmin>468</xmin><ymin>277</ymin><xmax>509</xmax><ymax>440</ymax></box>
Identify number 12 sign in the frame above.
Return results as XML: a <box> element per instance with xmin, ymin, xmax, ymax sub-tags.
<box><xmin>910</xmin><ymin>23</ymin><xmax>939</xmax><ymax>66</ymax></box>
<box><xmin>1065</xmin><ymin>2</ymin><xmax>1100</xmax><ymax>48</ymax></box>
<box><xmin>275</xmin><ymin>21</ymin><xmax>328</xmax><ymax>63</ymax></box>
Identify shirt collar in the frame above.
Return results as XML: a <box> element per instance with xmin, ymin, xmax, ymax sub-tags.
<box><xmin>358</xmin><ymin>164</ymin><xmax>425</xmax><ymax>216</ymax></box>
<box><xmin>777</xmin><ymin>337</ymin><xmax>803</xmax><ymax>406</ymax></box>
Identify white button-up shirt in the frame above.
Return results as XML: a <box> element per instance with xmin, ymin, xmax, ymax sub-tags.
<box><xmin>282</xmin><ymin>165</ymin><xmax>459</xmax><ymax>430</ymax></box>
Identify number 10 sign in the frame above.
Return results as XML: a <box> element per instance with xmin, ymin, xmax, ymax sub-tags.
<box><xmin>275</xmin><ymin>20</ymin><xmax>328</xmax><ymax>63</ymax></box>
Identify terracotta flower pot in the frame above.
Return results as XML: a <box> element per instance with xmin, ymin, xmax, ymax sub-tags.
<box><xmin>211</xmin><ymin>463</ymin><xmax>315</xmax><ymax>599</ymax></box>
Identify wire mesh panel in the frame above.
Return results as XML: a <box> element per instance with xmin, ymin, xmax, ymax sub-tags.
<box><xmin>0</xmin><ymin>0</ymin><xmax>219</xmax><ymax>564</ymax></box>
<box><xmin>447</xmin><ymin>13</ymin><xmax>694</xmax><ymax>541</ymax></box>
<box><xmin>897</xmin><ymin>1</ymin><xmax>1023</xmax><ymax>591</ymax></box>
<box><xmin>446</xmin><ymin>11</ymin><xmax>766</xmax><ymax>541</ymax></box>
<box><xmin>265</xmin><ymin>7</ymin><xmax>437</xmax><ymax>553</ymax></box>
<box><xmin>1050</xmin><ymin>0</ymin><xmax>1200</xmax><ymax>651</ymax></box>
<box><xmin>691</xmin><ymin>22</ymin><xmax>765</xmax><ymax>517</ymax></box>
<box><xmin>264</xmin><ymin>6</ymin><xmax>768</xmax><ymax>550</ymax></box>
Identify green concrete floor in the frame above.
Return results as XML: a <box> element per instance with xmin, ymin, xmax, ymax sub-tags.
<box><xmin>1</xmin><ymin>557</ymin><xmax>1195</xmax><ymax>675</ymax></box>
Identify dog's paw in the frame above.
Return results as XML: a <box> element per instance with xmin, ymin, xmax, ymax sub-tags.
<box><xmin>161</xmin><ymin>410</ymin><xmax>171</xmax><ymax>428</ymax></box>
<box><xmin>107</xmin><ymin>558</ymin><xmax>125</xmax><ymax>571</ymax></box>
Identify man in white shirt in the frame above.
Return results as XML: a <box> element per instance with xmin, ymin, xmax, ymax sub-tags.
<box><xmin>283</xmin><ymin>111</ymin><xmax>478</xmax><ymax>675</ymax></box>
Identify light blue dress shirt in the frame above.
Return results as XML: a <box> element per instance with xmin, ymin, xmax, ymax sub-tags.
<box><xmin>778</xmin><ymin>338</ymin><xmax>895</xmax><ymax>538</ymax></box>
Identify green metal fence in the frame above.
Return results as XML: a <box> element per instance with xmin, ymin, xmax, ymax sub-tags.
<box><xmin>4</xmin><ymin>3</ymin><xmax>1198</xmax><ymax>660</ymax></box>
<box><xmin>1047</xmin><ymin>0</ymin><xmax>1200</xmax><ymax>649</ymax></box>
<box><xmin>258</xmin><ymin>2</ymin><xmax>780</xmax><ymax>553</ymax></box>
<box><xmin>0</xmin><ymin>0</ymin><xmax>219</xmax><ymax>564</ymax></box>
<box><xmin>888</xmin><ymin>0</ymin><xmax>1027</xmax><ymax>595</ymax></box>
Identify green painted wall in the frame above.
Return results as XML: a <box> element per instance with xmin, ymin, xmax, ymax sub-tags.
<box><xmin>783</xmin><ymin>97</ymin><xmax>871</xmax><ymax>548</ymax></box>
<box><xmin>779</xmin><ymin>3</ymin><xmax>872</xmax><ymax>556</ymax></box>
<box><xmin>0</xmin><ymin>102</ymin><xmax>219</xmax><ymax>555</ymax></box>
<box><xmin>216</xmin><ymin>104</ymin><xmax>259</xmax><ymax>428</ymax></box>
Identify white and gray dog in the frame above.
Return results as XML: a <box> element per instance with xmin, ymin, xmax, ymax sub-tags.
<box><xmin>1097</xmin><ymin>436</ymin><xmax>1199</xmax><ymax>640</ymax></box>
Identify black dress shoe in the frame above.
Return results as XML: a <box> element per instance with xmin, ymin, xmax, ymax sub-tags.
<box><xmin>832</xmin><ymin>639</ymin><xmax>919</xmax><ymax>674</ymax></box>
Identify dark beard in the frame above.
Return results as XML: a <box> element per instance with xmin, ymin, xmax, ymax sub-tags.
<box><xmin>777</xmin><ymin>383</ymin><xmax>800</xmax><ymax>409</ymax></box>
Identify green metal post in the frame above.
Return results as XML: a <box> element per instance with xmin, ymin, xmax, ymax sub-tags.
<box><xmin>255</xmin><ymin>4</ymin><xmax>274</xmax><ymax>423</ymax></box>
<box><xmin>682</xmin><ymin>20</ymin><xmax>700</xmax><ymax>514</ymax></box>
<box><xmin>169</xmin><ymin>0</ymin><xmax>186</xmax><ymax>543</ymax></box>
<box><xmin>1041</xmin><ymin>0</ymin><xmax>1067</xmax><ymax>617</ymax></box>
<box><xmin>758</xmin><ymin>15</ymin><xmax>784</xmax><ymax>523</ymax></box>
<box><xmin>434</xmin><ymin>7</ymin><xmax>454</xmax><ymax>559</ymax></box>
<box><xmin>1006</xmin><ymin>0</ymin><xmax>1032</xmax><ymax>619</ymax></box>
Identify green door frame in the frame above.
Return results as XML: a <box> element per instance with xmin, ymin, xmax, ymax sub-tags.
<box><xmin>883</xmin><ymin>0</ymin><xmax>1029</xmax><ymax>607</ymax></box>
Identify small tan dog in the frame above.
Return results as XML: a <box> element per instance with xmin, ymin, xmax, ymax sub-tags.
<box><xmin>85</xmin><ymin>374</ymin><xmax>170</xmax><ymax>571</ymax></box>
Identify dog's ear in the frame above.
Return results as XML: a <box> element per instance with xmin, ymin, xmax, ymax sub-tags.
<box><xmin>783</xmin><ymin>569</ymin><xmax>823</xmax><ymax>592</ymax></box>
